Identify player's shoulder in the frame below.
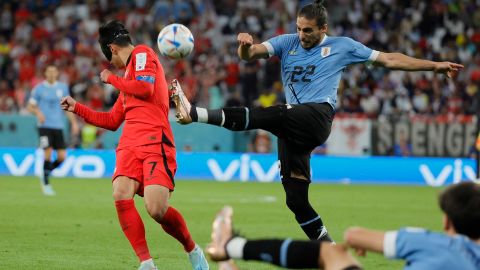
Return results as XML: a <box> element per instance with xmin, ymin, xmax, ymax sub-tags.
<box><xmin>327</xmin><ymin>36</ymin><xmax>357</xmax><ymax>46</ymax></box>
<box><xmin>398</xmin><ymin>227</ymin><xmax>452</xmax><ymax>244</ymax></box>
<box><xmin>133</xmin><ymin>44</ymin><xmax>156</xmax><ymax>56</ymax></box>
<box><xmin>268</xmin><ymin>33</ymin><xmax>298</xmax><ymax>43</ymax></box>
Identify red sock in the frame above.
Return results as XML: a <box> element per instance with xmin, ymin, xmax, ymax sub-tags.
<box><xmin>161</xmin><ymin>207</ymin><xmax>196</xmax><ymax>252</ymax></box>
<box><xmin>115</xmin><ymin>199</ymin><xmax>151</xmax><ymax>262</ymax></box>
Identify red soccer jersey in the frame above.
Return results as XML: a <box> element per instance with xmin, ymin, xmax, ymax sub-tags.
<box><xmin>75</xmin><ymin>44</ymin><xmax>175</xmax><ymax>148</ymax></box>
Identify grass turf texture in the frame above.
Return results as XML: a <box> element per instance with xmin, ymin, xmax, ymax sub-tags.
<box><xmin>0</xmin><ymin>176</ymin><xmax>442</xmax><ymax>269</ymax></box>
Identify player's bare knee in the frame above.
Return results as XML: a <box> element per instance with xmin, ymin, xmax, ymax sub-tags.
<box><xmin>145</xmin><ymin>202</ymin><xmax>169</xmax><ymax>221</ymax></box>
<box><xmin>112</xmin><ymin>188</ymin><xmax>132</xmax><ymax>201</ymax></box>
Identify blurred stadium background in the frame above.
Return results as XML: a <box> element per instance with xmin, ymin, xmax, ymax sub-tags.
<box><xmin>0</xmin><ymin>0</ymin><xmax>479</xmax><ymax>269</ymax></box>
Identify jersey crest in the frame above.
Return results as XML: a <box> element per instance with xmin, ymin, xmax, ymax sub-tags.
<box><xmin>321</xmin><ymin>47</ymin><xmax>331</xmax><ymax>57</ymax></box>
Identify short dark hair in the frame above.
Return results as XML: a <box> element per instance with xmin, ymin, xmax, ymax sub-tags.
<box><xmin>298</xmin><ymin>0</ymin><xmax>328</xmax><ymax>27</ymax></box>
<box><xmin>98</xmin><ymin>20</ymin><xmax>132</xmax><ymax>60</ymax></box>
<box><xmin>439</xmin><ymin>182</ymin><xmax>480</xmax><ymax>239</ymax></box>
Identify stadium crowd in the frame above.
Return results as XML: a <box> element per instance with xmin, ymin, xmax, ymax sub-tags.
<box><xmin>0</xmin><ymin>0</ymin><xmax>478</xmax><ymax>146</ymax></box>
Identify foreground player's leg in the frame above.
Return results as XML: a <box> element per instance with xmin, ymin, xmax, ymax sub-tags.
<box><xmin>144</xmin><ymin>185</ymin><xmax>209</xmax><ymax>270</ymax></box>
<box><xmin>113</xmin><ymin>177</ymin><xmax>154</xmax><ymax>267</ymax></box>
<box><xmin>170</xmin><ymin>79</ymin><xmax>285</xmax><ymax>132</ymax></box>
<box><xmin>207</xmin><ymin>206</ymin><xmax>361</xmax><ymax>270</ymax></box>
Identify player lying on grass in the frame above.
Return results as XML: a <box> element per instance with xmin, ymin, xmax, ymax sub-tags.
<box><xmin>61</xmin><ymin>20</ymin><xmax>208</xmax><ymax>270</ymax></box>
<box><xmin>206</xmin><ymin>182</ymin><xmax>480</xmax><ymax>270</ymax></box>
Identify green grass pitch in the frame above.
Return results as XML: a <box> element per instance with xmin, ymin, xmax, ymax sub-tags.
<box><xmin>0</xmin><ymin>176</ymin><xmax>443</xmax><ymax>269</ymax></box>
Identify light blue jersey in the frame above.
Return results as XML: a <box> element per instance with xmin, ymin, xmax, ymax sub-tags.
<box><xmin>29</xmin><ymin>81</ymin><xmax>69</xmax><ymax>130</ymax></box>
<box><xmin>384</xmin><ymin>228</ymin><xmax>480</xmax><ymax>270</ymax></box>
<box><xmin>263</xmin><ymin>34</ymin><xmax>378</xmax><ymax>108</ymax></box>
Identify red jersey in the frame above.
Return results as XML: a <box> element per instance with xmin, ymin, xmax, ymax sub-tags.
<box><xmin>75</xmin><ymin>45</ymin><xmax>175</xmax><ymax>148</ymax></box>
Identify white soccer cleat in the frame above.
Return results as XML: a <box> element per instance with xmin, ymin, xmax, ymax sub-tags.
<box><xmin>170</xmin><ymin>79</ymin><xmax>193</xmax><ymax>124</ymax></box>
<box><xmin>188</xmin><ymin>244</ymin><xmax>209</xmax><ymax>270</ymax></box>
<box><xmin>42</xmin><ymin>184</ymin><xmax>56</xmax><ymax>196</ymax></box>
<box><xmin>138</xmin><ymin>259</ymin><xmax>158</xmax><ymax>270</ymax></box>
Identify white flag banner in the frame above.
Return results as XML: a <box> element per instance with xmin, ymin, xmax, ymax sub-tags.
<box><xmin>325</xmin><ymin>116</ymin><xmax>371</xmax><ymax>156</ymax></box>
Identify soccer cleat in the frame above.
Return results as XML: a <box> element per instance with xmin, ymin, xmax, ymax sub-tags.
<box><xmin>318</xmin><ymin>226</ymin><xmax>335</xmax><ymax>243</ymax></box>
<box><xmin>138</xmin><ymin>259</ymin><xmax>158</xmax><ymax>270</ymax></box>
<box><xmin>170</xmin><ymin>79</ymin><xmax>192</xmax><ymax>124</ymax></box>
<box><xmin>207</xmin><ymin>206</ymin><xmax>234</xmax><ymax>261</ymax></box>
<box><xmin>42</xmin><ymin>184</ymin><xmax>56</xmax><ymax>196</ymax></box>
<box><xmin>188</xmin><ymin>244</ymin><xmax>209</xmax><ymax>270</ymax></box>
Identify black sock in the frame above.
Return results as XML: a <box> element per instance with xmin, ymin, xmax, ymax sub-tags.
<box><xmin>243</xmin><ymin>239</ymin><xmax>320</xmax><ymax>268</ymax></box>
<box><xmin>283</xmin><ymin>178</ymin><xmax>327</xmax><ymax>240</ymax></box>
<box><xmin>43</xmin><ymin>161</ymin><xmax>52</xmax><ymax>185</ymax></box>
<box><xmin>190</xmin><ymin>105</ymin><xmax>198</xmax><ymax>121</ymax></box>
<box><xmin>51</xmin><ymin>160</ymin><xmax>62</xmax><ymax>170</ymax></box>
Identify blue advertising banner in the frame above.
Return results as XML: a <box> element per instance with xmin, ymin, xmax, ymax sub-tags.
<box><xmin>0</xmin><ymin>148</ymin><xmax>477</xmax><ymax>186</ymax></box>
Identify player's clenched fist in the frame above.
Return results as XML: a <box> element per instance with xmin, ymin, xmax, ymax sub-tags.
<box><xmin>237</xmin><ymin>33</ymin><xmax>253</xmax><ymax>46</ymax></box>
<box><xmin>100</xmin><ymin>69</ymin><xmax>113</xmax><ymax>83</ymax></box>
<box><xmin>60</xmin><ymin>96</ymin><xmax>77</xmax><ymax>112</ymax></box>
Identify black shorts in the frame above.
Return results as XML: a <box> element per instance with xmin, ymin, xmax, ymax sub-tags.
<box><xmin>252</xmin><ymin>103</ymin><xmax>334</xmax><ymax>180</ymax></box>
<box><xmin>38</xmin><ymin>128</ymin><xmax>66</xmax><ymax>150</ymax></box>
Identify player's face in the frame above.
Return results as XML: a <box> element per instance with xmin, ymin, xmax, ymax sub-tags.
<box><xmin>296</xmin><ymin>17</ymin><xmax>327</xmax><ymax>49</ymax></box>
<box><xmin>109</xmin><ymin>44</ymin><xmax>126</xmax><ymax>68</ymax></box>
<box><xmin>44</xmin><ymin>66</ymin><xmax>59</xmax><ymax>83</ymax></box>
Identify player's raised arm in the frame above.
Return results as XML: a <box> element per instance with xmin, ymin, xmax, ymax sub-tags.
<box><xmin>61</xmin><ymin>96</ymin><xmax>124</xmax><ymax>131</ymax></box>
<box><xmin>237</xmin><ymin>33</ymin><xmax>270</xmax><ymax>61</ymax></box>
<box><xmin>100</xmin><ymin>69</ymin><xmax>154</xmax><ymax>99</ymax></box>
<box><xmin>374</xmin><ymin>52</ymin><xmax>464</xmax><ymax>78</ymax></box>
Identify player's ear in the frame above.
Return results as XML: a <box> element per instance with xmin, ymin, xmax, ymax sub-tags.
<box><xmin>109</xmin><ymin>44</ymin><xmax>118</xmax><ymax>55</ymax></box>
<box><xmin>320</xmin><ymin>24</ymin><xmax>328</xmax><ymax>33</ymax></box>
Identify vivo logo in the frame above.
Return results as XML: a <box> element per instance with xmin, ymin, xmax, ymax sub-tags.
<box><xmin>207</xmin><ymin>154</ymin><xmax>279</xmax><ymax>182</ymax></box>
<box><xmin>419</xmin><ymin>159</ymin><xmax>479</xmax><ymax>186</ymax></box>
<box><xmin>3</xmin><ymin>149</ymin><xmax>105</xmax><ymax>178</ymax></box>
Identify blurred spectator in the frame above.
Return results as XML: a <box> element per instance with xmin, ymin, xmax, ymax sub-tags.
<box><xmin>249</xmin><ymin>129</ymin><xmax>272</xmax><ymax>153</ymax></box>
<box><xmin>393</xmin><ymin>130</ymin><xmax>412</xmax><ymax>157</ymax></box>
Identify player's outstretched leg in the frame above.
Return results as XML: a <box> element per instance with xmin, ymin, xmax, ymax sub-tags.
<box><xmin>170</xmin><ymin>79</ymin><xmax>286</xmax><ymax>133</ymax></box>
<box><xmin>207</xmin><ymin>206</ymin><xmax>355</xmax><ymax>269</ymax></box>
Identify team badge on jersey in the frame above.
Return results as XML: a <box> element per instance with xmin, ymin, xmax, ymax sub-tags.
<box><xmin>321</xmin><ymin>47</ymin><xmax>331</xmax><ymax>57</ymax></box>
<box><xmin>135</xmin><ymin>53</ymin><xmax>147</xmax><ymax>71</ymax></box>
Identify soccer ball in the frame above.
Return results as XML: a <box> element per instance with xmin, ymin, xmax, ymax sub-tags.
<box><xmin>157</xmin><ymin>23</ymin><xmax>194</xmax><ymax>59</ymax></box>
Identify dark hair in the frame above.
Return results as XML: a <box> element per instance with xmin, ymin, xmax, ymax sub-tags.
<box><xmin>98</xmin><ymin>20</ymin><xmax>132</xmax><ymax>60</ymax></box>
<box><xmin>439</xmin><ymin>182</ymin><xmax>480</xmax><ymax>239</ymax></box>
<box><xmin>298</xmin><ymin>0</ymin><xmax>328</xmax><ymax>27</ymax></box>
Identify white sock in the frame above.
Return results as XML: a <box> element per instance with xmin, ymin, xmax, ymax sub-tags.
<box><xmin>226</xmin><ymin>237</ymin><xmax>247</xmax><ymax>259</ymax></box>
<box><xmin>196</xmin><ymin>108</ymin><xmax>208</xmax><ymax>123</ymax></box>
<box><xmin>141</xmin><ymin>258</ymin><xmax>154</xmax><ymax>265</ymax></box>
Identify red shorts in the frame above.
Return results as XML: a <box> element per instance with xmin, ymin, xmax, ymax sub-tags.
<box><xmin>113</xmin><ymin>143</ymin><xmax>177</xmax><ymax>196</ymax></box>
